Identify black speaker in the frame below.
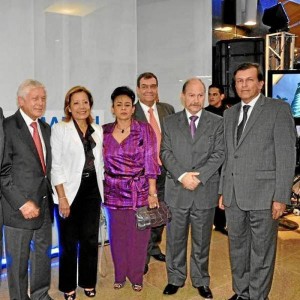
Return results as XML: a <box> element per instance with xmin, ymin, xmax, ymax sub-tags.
<box><xmin>262</xmin><ymin>3</ymin><xmax>289</xmax><ymax>33</ymax></box>
<box><xmin>214</xmin><ymin>38</ymin><xmax>265</xmax><ymax>98</ymax></box>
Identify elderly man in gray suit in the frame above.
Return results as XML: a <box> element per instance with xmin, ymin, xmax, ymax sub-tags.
<box><xmin>1</xmin><ymin>80</ymin><xmax>53</xmax><ymax>300</ymax></box>
<box><xmin>161</xmin><ymin>78</ymin><xmax>225</xmax><ymax>299</ymax></box>
<box><xmin>0</xmin><ymin>107</ymin><xmax>4</xmax><ymax>276</ymax></box>
<box><xmin>134</xmin><ymin>72</ymin><xmax>175</xmax><ymax>274</ymax></box>
<box><xmin>219</xmin><ymin>63</ymin><xmax>296</xmax><ymax>300</ymax></box>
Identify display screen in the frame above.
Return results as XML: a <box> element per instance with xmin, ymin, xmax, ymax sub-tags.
<box><xmin>267</xmin><ymin>70</ymin><xmax>300</xmax><ymax>118</ymax></box>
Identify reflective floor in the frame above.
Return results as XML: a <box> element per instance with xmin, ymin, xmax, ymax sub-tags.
<box><xmin>1</xmin><ymin>214</ymin><xmax>300</xmax><ymax>300</ymax></box>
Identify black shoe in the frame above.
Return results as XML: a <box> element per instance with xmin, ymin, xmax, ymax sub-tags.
<box><xmin>163</xmin><ymin>284</ymin><xmax>184</xmax><ymax>295</ymax></box>
<box><xmin>198</xmin><ymin>286</ymin><xmax>213</xmax><ymax>299</ymax></box>
<box><xmin>152</xmin><ymin>253</ymin><xmax>166</xmax><ymax>262</ymax></box>
<box><xmin>64</xmin><ymin>292</ymin><xmax>76</xmax><ymax>300</ymax></box>
<box><xmin>84</xmin><ymin>288</ymin><xmax>96</xmax><ymax>298</ymax></box>
<box><xmin>228</xmin><ymin>294</ymin><xmax>248</xmax><ymax>300</ymax></box>
<box><xmin>215</xmin><ymin>227</ymin><xmax>228</xmax><ymax>236</ymax></box>
<box><xmin>144</xmin><ymin>264</ymin><xmax>149</xmax><ymax>275</ymax></box>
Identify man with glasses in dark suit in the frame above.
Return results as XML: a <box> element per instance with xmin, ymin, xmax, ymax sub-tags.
<box><xmin>134</xmin><ymin>72</ymin><xmax>175</xmax><ymax>274</ymax></box>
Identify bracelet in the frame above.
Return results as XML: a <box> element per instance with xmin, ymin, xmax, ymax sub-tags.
<box><xmin>59</xmin><ymin>196</ymin><xmax>67</xmax><ymax>200</ymax></box>
<box><xmin>148</xmin><ymin>193</ymin><xmax>158</xmax><ymax>197</ymax></box>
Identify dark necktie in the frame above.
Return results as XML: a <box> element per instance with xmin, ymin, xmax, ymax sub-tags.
<box><xmin>237</xmin><ymin>105</ymin><xmax>250</xmax><ymax>143</ymax></box>
<box><xmin>189</xmin><ymin>116</ymin><xmax>199</xmax><ymax>138</ymax></box>
<box><xmin>30</xmin><ymin>122</ymin><xmax>46</xmax><ymax>174</ymax></box>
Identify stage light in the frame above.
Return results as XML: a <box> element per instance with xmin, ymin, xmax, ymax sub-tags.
<box><xmin>236</xmin><ymin>0</ymin><xmax>257</xmax><ymax>26</ymax></box>
<box><xmin>262</xmin><ymin>3</ymin><xmax>289</xmax><ymax>33</ymax></box>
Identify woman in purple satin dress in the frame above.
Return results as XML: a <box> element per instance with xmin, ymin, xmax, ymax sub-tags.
<box><xmin>103</xmin><ymin>86</ymin><xmax>160</xmax><ymax>292</ymax></box>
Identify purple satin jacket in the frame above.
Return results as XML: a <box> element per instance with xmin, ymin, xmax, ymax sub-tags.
<box><xmin>103</xmin><ymin>119</ymin><xmax>160</xmax><ymax>210</ymax></box>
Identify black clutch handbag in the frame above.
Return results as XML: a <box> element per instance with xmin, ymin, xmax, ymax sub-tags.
<box><xmin>135</xmin><ymin>201</ymin><xmax>172</xmax><ymax>230</ymax></box>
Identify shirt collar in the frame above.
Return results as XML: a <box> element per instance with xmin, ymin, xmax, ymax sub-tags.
<box><xmin>241</xmin><ymin>93</ymin><xmax>261</xmax><ymax>108</ymax></box>
<box><xmin>139</xmin><ymin>100</ymin><xmax>157</xmax><ymax>114</ymax></box>
<box><xmin>185</xmin><ymin>109</ymin><xmax>202</xmax><ymax>120</ymax></box>
<box><xmin>19</xmin><ymin>108</ymin><xmax>38</xmax><ymax>127</ymax></box>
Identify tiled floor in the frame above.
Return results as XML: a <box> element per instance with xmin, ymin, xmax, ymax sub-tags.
<box><xmin>1</xmin><ymin>214</ymin><xmax>300</xmax><ymax>300</ymax></box>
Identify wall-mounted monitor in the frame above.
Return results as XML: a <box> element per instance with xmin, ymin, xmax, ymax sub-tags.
<box><xmin>267</xmin><ymin>69</ymin><xmax>300</xmax><ymax>120</ymax></box>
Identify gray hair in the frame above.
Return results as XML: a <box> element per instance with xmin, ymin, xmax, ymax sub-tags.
<box><xmin>17</xmin><ymin>79</ymin><xmax>46</xmax><ymax>99</ymax></box>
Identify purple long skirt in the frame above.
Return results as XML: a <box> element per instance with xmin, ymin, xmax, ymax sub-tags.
<box><xmin>106</xmin><ymin>208</ymin><xmax>151</xmax><ymax>285</ymax></box>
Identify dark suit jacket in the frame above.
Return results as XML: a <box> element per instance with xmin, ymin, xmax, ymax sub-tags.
<box><xmin>0</xmin><ymin>109</ymin><xmax>53</xmax><ymax>229</ymax></box>
<box><xmin>161</xmin><ymin>109</ymin><xmax>225</xmax><ymax>209</ymax></box>
<box><xmin>220</xmin><ymin>95</ymin><xmax>297</xmax><ymax>210</ymax></box>
<box><xmin>133</xmin><ymin>101</ymin><xmax>175</xmax><ymax>201</ymax></box>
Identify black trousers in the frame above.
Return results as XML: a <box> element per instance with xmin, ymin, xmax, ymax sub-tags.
<box><xmin>57</xmin><ymin>173</ymin><xmax>101</xmax><ymax>293</ymax></box>
<box><xmin>146</xmin><ymin>166</ymin><xmax>166</xmax><ymax>263</ymax></box>
<box><xmin>214</xmin><ymin>206</ymin><xmax>226</xmax><ymax>229</ymax></box>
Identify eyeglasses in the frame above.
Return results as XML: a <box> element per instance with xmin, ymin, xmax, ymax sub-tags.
<box><xmin>140</xmin><ymin>84</ymin><xmax>157</xmax><ymax>91</ymax></box>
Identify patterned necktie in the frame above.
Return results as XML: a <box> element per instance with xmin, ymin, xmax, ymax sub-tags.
<box><xmin>237</xmin><ymin>105</ymin><xmax>250</xmax><ymax>144</ymax></box>
<box><xmin>30</xmin><ymin>122</ymin><xmax>46</xmax><ymax>174</ymax></box>
<box><xmin>148</xmin><ymin>108</ymin><xmax>162</xmax><ymax>165</ymax></box>
<box><xmin>189</xmin><ymin>115</ymin><xmax>199</xmax><ymax>138</ymax></box>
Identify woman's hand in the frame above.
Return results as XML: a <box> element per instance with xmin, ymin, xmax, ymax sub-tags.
<box><xmin>148</xmin><ymin>195</ymin><xmax>159</xmax><ymax>209</ymax></box>
<box><xmin>59</xmin><ymin>197</ymin><xmax>70</xmax><ymax>218</ymax></box>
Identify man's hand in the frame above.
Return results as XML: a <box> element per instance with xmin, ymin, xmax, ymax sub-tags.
<box><xmin>272</xmin><ymin>201</ymin><xmax>286</xmax><ymax>220</ymax></box>
<box><xmin>182</xmin><ymin>172</ymin><xmax>200</xmax><ymax>190</ymax></box>
<box><xmin>218</xmin><ymin>195</ymin><xmax>225</xmax><ymax>210</ymax></box>
<box><xmin>20</xmin><ymin>200</ymin><xmax>40</xmax><ymax>219</ymax></box>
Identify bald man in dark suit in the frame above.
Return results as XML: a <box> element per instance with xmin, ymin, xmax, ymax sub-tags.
<box><xmin>161</xmin><ymin>78</ymin><xmax>224</xmax><ymax>299</ymax></box>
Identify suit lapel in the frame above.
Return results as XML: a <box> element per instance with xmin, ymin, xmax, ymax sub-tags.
<box><xmin>231</xmin><ymin>103</ymin><xmax>241</xmax><ymax>148</ymax></box>
<box><xmin>15</xmin><ymin>110</ymin><xmax>39</xmax><ymax>160</ymax></box>
<box><xmin>157</xmin><ymin>103</ymin><xmax>167</xmax><ymax>126</ymax></box>
<box><xmin>193</xmin><ymin>110</ymin><xmax>210</xmax><ymax>142</ymax></box>
<box><xmin>134</xmin><ymin>102</ymin><xmax>148</xmax><ymax>123</ymax></box>
<box><xmin>178</xmin><ymin>110</ymin><xmax>194</xmax><ymax>143</ymax></box>
<box><xmin>237</xmin><ymin>96</ymin><xmax>264</xmax><ymax>147</ymax></box>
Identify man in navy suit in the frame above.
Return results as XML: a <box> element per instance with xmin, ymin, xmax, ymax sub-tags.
<box><xmin>134</xmin><ymin>72</ymin><xmax>174</xmax><ymax>274</ymax></box>
<box><xmin>1</xmin><ymin>80</ymin><xmax>53</xmax><ymax>300</ymax></box>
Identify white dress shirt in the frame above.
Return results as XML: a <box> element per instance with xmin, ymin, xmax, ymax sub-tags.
<box><xmin>238</xmin><ymin>93</ymin><xmax>260</xmax><ymax>126</ymax></box>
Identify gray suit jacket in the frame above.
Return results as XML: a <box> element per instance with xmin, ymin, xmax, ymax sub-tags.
<box><xmin>220</xmin><ymin>95</ymin><xmax>297</xmax><ymax>210</ymax></box>
<box><xmin>161</xmin><ymin>109</ymin><xmax>225</xmax><ymax>209</ymax></box>
<box><xmin>0</xmin><ymin>109</ymin><xmax>53</xmax><ymax>229</ymax></box>
<box><xmin>133</xmin><ymin>101</ymin><xmax>175</xmax><ymax>125</ymax></box>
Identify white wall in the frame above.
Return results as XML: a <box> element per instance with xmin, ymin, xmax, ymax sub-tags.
<box><xmin>0</xmin><ymin>0</ymin><xmax>212</xmax><ymax>122</ymax></box>
<box><xmin>137</xmin><ymin>0</ymin><xmax>212</xmax><ymax>112</ymax></box>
